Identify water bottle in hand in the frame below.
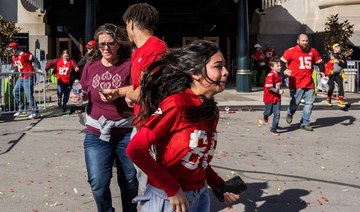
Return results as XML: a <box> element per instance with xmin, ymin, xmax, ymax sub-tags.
<box><xmin>72</xmin><ymin>79</ymin><xmax>83</xmax><ymax>106</ymax></box>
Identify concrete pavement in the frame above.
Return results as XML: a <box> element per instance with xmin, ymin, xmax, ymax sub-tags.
<box><xmin>1</xmin><ymin>83</ymin><xmax>360</xmax><ymax>212</ymax></box>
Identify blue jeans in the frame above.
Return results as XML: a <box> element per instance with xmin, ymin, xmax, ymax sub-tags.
<box><xmin>57</xmin><ymin>81</ymin><xmax>71</xmax><ymax>105</ymax></box>
<box><xmin>84</xmin><ymin>131</ymin><xmax>138</xmax><ymax>212</ymax></box>
<box><xmin>264</xmin><ymin>101</ymin><xmax>281</xmax><ymax>131</ymax></box>
<box><xmin>12</xmin><ymin>76</ymin><xmax>39</xmax><ymax>114</ymax></box>
<box><xmin>287</xmin><ymin>88</ymin><xmax>315</xmax><ymax>126</ymax></box>
<box><xmin>134</xmin><ymin>184</ymin><xmax>210</xmax><ymax>212</ymax></box>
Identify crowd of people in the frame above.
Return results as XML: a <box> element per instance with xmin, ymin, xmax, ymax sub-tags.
<box><xmin>4</xmin><ymin>2</ymin><xmax>351</xmax><ymax>211</ymax></box>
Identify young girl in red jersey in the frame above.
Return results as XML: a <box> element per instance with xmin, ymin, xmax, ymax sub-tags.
<box><xmin>45</xmin><ymin>50</ymin><xmax>78</xmax><ymax>111</ymax></box>
<box><xmin>126</xmin><ymin>40</ymin><xmax>240</xmax><ymax>212</ymax></box>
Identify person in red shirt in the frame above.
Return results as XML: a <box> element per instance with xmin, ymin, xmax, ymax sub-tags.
<box><xmin>281</xmin><ymin>34</ymin><xmax>325</xmax><ymax>131</ymax></box>
<box><xmin>7</xmin><ymin>42</ymin><xmax>42</xmax><ymax>119</ymax></box>
<box><xmin>100</xmin><ymin>3</ymin><xmax>168</xmax><ymax>193</ymax></box>
<box><xmin>45</xmin><ymin>50</ymin><xmax>78</xmax><ymax>112</ymax></box>
<box><xmin>254</xmin><ymin>43</ymin><xmax>266</xmax><ymax>86</ymax></box>
<box><xmin>263</xmin><ymin>57</ymin><xmax>284</xmax><ymax>136</ymax></box>
<box><xmin>264</xmin><ymin>43</ymin><xmax>277</xmax><ymax>72</ymax></box>
<box><xmin>126</xmin><ymin>40</ymin><xmax>240</xmax><ymax>212</ymax></box>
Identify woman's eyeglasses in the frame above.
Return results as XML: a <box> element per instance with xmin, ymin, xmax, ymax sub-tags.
<box><xmin>98</xmin><ymin>41</ymin><xmax>116</xmax><ymax>49</ymax></box>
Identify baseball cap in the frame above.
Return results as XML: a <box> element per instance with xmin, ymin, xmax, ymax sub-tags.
<box><xmin>254</xmin><ymin>44</ymin><xmax>262</xmax><ymax>48</ymax></box>
<box><xmin>332</xmin><ymin>43</ymin><xmax>341</xmax><ymax>50</ymax></box>
<box><xmin>6</xmin><ymin>42</ymin><xmax>18</xmax><ymax>50</ymax></box>
<box><xmin>85</xmin><ymin>40</ymin><xmax>96</xmax><ymax>49</ymax></box>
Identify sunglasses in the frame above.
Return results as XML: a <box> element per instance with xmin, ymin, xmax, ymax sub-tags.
<box><xmin>98</xmin><ymin>41</ymin><xmax>116</xmax><ymax>49</ymax></box>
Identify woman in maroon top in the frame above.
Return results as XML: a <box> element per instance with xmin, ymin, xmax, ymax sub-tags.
<box><xmin>70</xmin><ymin>23</ymin><xmax>138</xmax><ymax>212</ymax></box>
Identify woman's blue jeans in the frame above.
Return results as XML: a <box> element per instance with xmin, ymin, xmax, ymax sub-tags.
<box><xmin>84</xmin><ymin>131</ymin><xmax>138</xmax><ymax>212</ymax></box>
<box><xmin>57</xmin><ymin>81</ymin><xmax>71</xmax><ymax>105</ymax></box>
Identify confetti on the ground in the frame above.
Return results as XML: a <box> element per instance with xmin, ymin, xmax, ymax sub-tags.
<box><xmin>7</xmin><ymin>188</ymin><xmax>14</xmax><ymax>192</ymax></box>
<box><xmin>317</xmin><ymin>199</ymin><xmax>323</xmax><ymax>205</ymax></box>
<box><xmin>73</xmin><ymin>187</ymin><xmax>78</xmax><ymax>194</ymax></box>
<box><xmin>322</xmin><ymin>197</ymin><xmax>329</xmax><ymax>202</ymax></box>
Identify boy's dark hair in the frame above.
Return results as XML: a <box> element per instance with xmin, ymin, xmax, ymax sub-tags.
<box><xmin>122</xmin><ymin>3</ymin><xmax>159</xmax><ymax>31</ymax></box>
<box><xmin>269</xmin><ymin>56</ymin><xmax>281</xmax><ymax>67</ymax></box>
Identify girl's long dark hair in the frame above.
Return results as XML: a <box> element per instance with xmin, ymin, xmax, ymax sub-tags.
<box><xmin>136</xmin><ymin>40</ymin><xmax>221</xmax><ymax>127</ymax></box>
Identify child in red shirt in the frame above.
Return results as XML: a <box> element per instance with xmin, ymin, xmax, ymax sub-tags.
<box><xmin>263</xmin><ymin>57</ymin><xmax>284</xmax><ymax>136</ymax></box>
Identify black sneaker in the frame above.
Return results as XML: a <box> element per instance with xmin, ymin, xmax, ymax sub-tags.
<box><xmin>270</xmin><ymin>130</ymin><xmax>280</xmax><ymax>136</ymax></box>
<box><xmin>286</xmin><ymin>114</ymin><xmax>293</xmax><ymax>124</ymax></box>
<box><xmin>300</xmin><ymin>125</ymin><xmax>313</xmax><ymax>131</ymax></box>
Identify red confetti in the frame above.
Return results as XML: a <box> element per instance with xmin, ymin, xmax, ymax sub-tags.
<box><xmin>317</xmin><ymin>199</ymin><xmax>323</xmax><ymax>205</ymax></box>
<box><xmin>225</xmin><ymin>110</ymin><xmax>236</xmax><ymax>114</ymax></box>
<box><xmin>27</xmin><ymin>179</ymin><xmax>34</xmax><ymax>185</ymax></box>
<box><xmin>7</xmin><ymin>188</ymin><xmax>14</xmax><ymax>192</ymax></box>
<box><xmin>322</xmin><ymin>197</ymin><xmax>329</xmax><ymax>202</ymax></box>
<box><xmin>250</xmin><ymin>163</ymin><xmax>256</xmax><ymax>167</ymax></box>
<box><xmin>32</xmin><ymin>210</ymin><xmax>38</xmax><ymax>212</ymax></box>
<box><xmin>227</xmin><ymin>206</ymin><xmax>234</xmax><ymax>209</ymax></box>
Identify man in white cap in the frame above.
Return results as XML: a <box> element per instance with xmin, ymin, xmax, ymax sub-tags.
<box><xmin>254</xmin><ymin>43</ymin><xmax>266</xmax><ymax>86</ymax></box>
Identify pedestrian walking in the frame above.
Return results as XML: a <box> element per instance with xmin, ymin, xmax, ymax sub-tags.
<box><xmin>325</xmin><ymin>43</ymin><xmax>347</xmax><ymax>107</ymax></box>
<box><xmin>70</xmin><ymin>23</ymin><xmax>138</xmax><ymax>212</ymax></box>
<box><xmin>45</xmin><ymin>50</ymin><xmax>78</xmax><ymax>112</ymax></box>
<box><xmin>263</xmin><ymin>57</ymin><xmax>284</xmax><ymax>136</ymax></box>
<box><xmin>281</xmin><ymin>33</ymin><xmax>325</xmax><ymax>131</ymax></box>
<box><xmin>126</xmin><ymin>40</ymin><xmax>240</xmax><ymax>212</ymax></box>
<box><xmin>7</xmin><ymin>42</ymin><xmax>42</xmax><ymax>119</ymax></box>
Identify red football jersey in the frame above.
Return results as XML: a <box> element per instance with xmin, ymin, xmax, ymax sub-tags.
<box><xmin>264</xmin><ymin>47</ymin><xmax>276</xmax><ymax>68</ymax></box>
<box><xmin>263</xmin><ymin>70</ymin><xmax>282</xmax><ymax>104</ymax></box>
<box><xmin>46</xmin><ymin>58</ymin><xmax>77</xmax><ymax>84</ymax></box>
<box><xmin>11</xmin><ymin>51</ymin><xmax>35</xmax><ymax>79</ymax></box>
<box><xmin>281</xmin><ymin>45</ymin><xmax>323</xmax><ymax>89</ymax></box>
<box><xmin>131</xmin><ymin>36</ymin><xmax>167</xmax><ymax>115</ymax></box>
<box><xmin>127</xmin><ymin>89</ymin><xmax>224</xmax><ymax>197</ymax></box>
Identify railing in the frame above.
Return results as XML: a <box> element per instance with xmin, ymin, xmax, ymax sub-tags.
<box><xmin>0</xmin><ymin>61</ymin><xmax>49</xmax><ymax>115</ymax></box>
<box><xmin>344</xmin><ymin>60</ymin><xmax>360</xmax><ymax>92</ymax></box>
<box><xmin>262</xmin><ymin>0</ymin><xmax>289</xmax><ymax>10</ymax></box>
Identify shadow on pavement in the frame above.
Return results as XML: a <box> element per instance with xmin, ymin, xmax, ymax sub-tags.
<box><xmin>210</xmin><ymin>182</ymin><xmax>309</xmax><ymax>212</ymax></box>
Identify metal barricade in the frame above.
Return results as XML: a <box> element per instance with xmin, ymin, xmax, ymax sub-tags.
<box><xmin>345</xmin><ymin>60</ymin><xmax>360</xmax><ymax>93</ymax></box>
<box><xmin>0</xmin><ymin>61</ymin><xmax>49</xmax><ymax>115</ymax></box>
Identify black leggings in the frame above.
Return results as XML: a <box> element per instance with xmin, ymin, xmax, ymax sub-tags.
<box><xmin>327</xmin><ymin>73</ymin><xmax>344</xmax><ymax>97</ymax></box>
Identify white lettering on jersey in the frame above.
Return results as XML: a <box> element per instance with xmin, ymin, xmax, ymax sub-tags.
<box><xmin>181</xmin><ymin>130</ymin><xmax>209</xmax><ymax>170</ymax></box>
<box><xmin>298</xmin><ymin>56</ymin><xmax>312</xmax><ymax>69</ymax></box>
<box><xmin>59</xmin><ymin>67</ymin><xmax>69</xmax><ymax>75</ymax></box>
<box><xmin>14</xmin><ymin>60</ymin><xmax>23</xmax><ymax>69</ymax></box>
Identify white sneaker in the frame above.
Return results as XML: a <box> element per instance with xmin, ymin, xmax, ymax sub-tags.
<box><xmin>28</xmin><ymin>113</ymin><xmax>40</xmax><ymax>119</ymax></box>
<box><xmin>14</xmin><ymin>111</ymin><xmax>26</xmax><ymax>117</ymax></box>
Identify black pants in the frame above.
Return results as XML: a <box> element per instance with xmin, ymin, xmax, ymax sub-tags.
<box><xmin>327</xmin><ymin>73</ymin><xmax>344</xmax><ymax>97</ymax></box>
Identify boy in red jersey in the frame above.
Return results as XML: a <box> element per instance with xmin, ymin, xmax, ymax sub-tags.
<box><xmin>281</xmin><ymin>34</ymin><xmax>325</xmax><ymax>131</ymax></box>
<box><xmin>7</xmin><ymin>42</ymin><xmax>42</xmax><ymax>119</ymax></box>
<box><xmin>45</xmin><ymin>50</ymin><xmax>78</xmax><ymax>112</ymax></box>
<box><xmin>126</xmin><ymin>40</ymin><xmax>240</xmax><ymax>212</ymax></box>
<box><xmin>263</xmin><ymin>57</ymin><xmax>284</xmax><ymax>136</ymax></box>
